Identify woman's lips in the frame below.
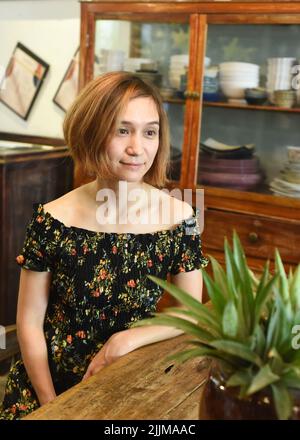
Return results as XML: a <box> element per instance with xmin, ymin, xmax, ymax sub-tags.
<box><xmin>120</xmin><ymin>162</ymin><xmax>144</xmax><ymax>168</ymax></box>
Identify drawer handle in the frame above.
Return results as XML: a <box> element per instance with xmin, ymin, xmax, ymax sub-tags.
<box><xmin>248</xmin><ymin>232</ymin><xmax>259</xmax><ymax>243</ymax></box>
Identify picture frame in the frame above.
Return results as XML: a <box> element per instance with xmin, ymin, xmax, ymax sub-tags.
<box><xmin>0</xmin><ymin>42</ymin><xmax>49</xmax><ymax>120</ymax></box>
<box><xmin>53</xmin><ymin>48</ymin><xmax>79</xmax><ymax>113</ymax></box>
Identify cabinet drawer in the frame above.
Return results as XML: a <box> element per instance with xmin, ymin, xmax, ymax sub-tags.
<box><xmin>202</xmin><ymin>209</ymin><xmax>300</xmax><ymax>264</ymax></box>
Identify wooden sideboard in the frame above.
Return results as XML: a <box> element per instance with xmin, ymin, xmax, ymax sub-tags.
<box><xmin>0</xmin><ymin>142</ymin><xmax>73</xmax><ymax>326</ymax></box>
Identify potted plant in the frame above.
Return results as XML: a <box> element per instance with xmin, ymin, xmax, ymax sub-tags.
<box><xmin>134</xmin><ymin>232</ymin><xmax>300</xmax><ymax>420</ymax></box>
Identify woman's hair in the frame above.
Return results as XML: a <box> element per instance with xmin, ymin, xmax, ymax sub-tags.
<box><xmin>63</xmin><ymin>71</ymin><xmax>170</xmax><ymax>187</ymax></box>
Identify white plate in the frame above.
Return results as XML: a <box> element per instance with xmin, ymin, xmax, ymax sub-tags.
<box><xmin>272</xmin><ymin>177</ymin><xmax>300</xmax><ymax>190</ymax></box>
<box><xmin>203</xmin><ymin>137</ymin><xmax>255</xmax><ymax>152</ymax></box>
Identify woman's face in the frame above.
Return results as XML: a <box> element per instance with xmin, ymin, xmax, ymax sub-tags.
<box><xmin>106</xmin><ymin>96</ymin><xmax>160</xmax><ymax>182</ymax></box>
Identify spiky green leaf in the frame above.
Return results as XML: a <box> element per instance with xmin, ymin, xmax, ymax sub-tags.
<box><xmin>147</xmin><ymin>275</ymin><xmax>220</xmax><ymax>329</ymax></box>
<box><xmin>265</xmin><ymin>298</ymin><xmax>282</xmax><ymax>356</ymax></box>
<box><xmin>247</xmin><ymin>364</ymin><xmax>279</xmax><ymax>395</ymax></box>
<box><xmin>275</xmin><ymin>249</ymin><xmax>290</xmax><ymax>303</ymax></box>
<box><xmin>224</xmin><ymin>237</ymin><xmax>240</xmax><ymax>301</ymax></box>
<box><xmin>222</xmin><ymin>301</ymin><xmax>238</xmax><ymax>338</ymax></box>
<box><xmin>163</xmin><ymin>307</ymin><xmax>221</xmax><ymax>338</ymax></box>
<box><xmin>271</xmin><ymin>382</ymin><xmax>293</xmax><ymax>420</ymax></box>
<box><xmin>211</xmin><ymin>340</ymin><xmax>262</xmax><ymax>367</ymax></box>
<box><xmin>254</xmin><ymin>273</ymin><xmax>279</xmax><ymax>329</ymax></box>
<box><xmin>252</xmin><ymin>324</ymin><xmax>266</xmax><ymax>359</ymax></box>
<box><xmin>226</xmin><ymin>369</ymin><xmax>253</xmax><ymax>388</ymax></box>
<box><xmin>202</xmin><ymin>269</ymin><xmax>226</xmax><ymax>317</ymax></box>
<box><xmin>208</xmin><ymin>255</ymin><xmax>229</xmax><ymax>302</ymax></box>
<box><xmin>233</xmin><ymin>230</ymin><xmax>254</xmax><ymax>328</ymax></box>
<box><xmin>290</xmin><ymin>264</ymin><xmax>300</xmax><ymax>311</ymax></box>
<box><xmin>281</xmin><ymin>367</ymin><xmax>300</xmax><ymax>389</ymax></box>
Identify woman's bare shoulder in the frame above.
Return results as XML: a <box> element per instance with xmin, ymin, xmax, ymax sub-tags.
<box><xmin>43</xmin><ymin>183</ymin><xmax>91</xmax><ymax>226</ymax></box>
<box><xmin>157</xmin><ymin>188</ymin><xmax>194</xmax><ymax>226</ymax></box>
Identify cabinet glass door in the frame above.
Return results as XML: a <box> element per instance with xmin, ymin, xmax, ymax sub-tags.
<box><xmin>94</xmin><ymin>19</ymin><xmax>190</xmax><ymax>183</ymax></box>
<box><xmin>198</xmin><ymin>24</ymin><xmax>300</xmax><ymax>200</ymax></box>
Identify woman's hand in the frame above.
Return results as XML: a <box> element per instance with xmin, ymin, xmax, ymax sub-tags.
<box><xmin>38</xmin><ymin>392</ymin><xmax>57</xmax><ymax>407</ymax></box>
<box><xmin>82</xmin><ymin>331</ymin><xmax>130</xmax><ymax>381</ymax></box>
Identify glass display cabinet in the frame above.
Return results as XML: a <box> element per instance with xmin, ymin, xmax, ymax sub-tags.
<box><xmin>79</xmin><ymin>1</ymin><xmax>300</xmax><ymax>273</ymax></box>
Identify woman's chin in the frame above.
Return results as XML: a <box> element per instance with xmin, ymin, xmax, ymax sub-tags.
<box><xmin>115</xmin><ymin>166</ymin><xmax>148</xmax><ymax>182</ymax></box>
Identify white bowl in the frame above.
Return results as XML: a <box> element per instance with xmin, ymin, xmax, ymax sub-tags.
<box><xmin>220</xmin><ymin>83</ymin><xmax>254</xmax><ymax>99</ymax></box>
<box><xmin>220</xmin><ymin>73</ymin><xmax>259</xmax><ymax>81</ymax></box>
<box><xmin>220</xmin><ymin>62</ymin><xmax>259</xmax><ymax>71</ymax></box>
<box><xmin>220</xmin><ymin>80</ymin><xmax>259</xmax><ymax>88</ymax></box>
<box><xmin>205</xmin><ymin>57</ymin><xmax>211</xmax><ymax>68</ymax></box>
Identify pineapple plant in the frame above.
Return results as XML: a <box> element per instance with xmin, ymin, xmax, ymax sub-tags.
<box><xmin>134</xmin><ymin>232</ymin><xmax>300</xmax><ymax>420</ymax></box>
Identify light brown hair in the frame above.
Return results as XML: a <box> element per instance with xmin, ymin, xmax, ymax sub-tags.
<box><xmin>63</xmin><ymin>71</ymin><xmax>170</xmax><ymax>187</ymax></box>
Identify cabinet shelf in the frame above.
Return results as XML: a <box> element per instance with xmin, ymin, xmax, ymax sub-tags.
<box><xmin>203</xmin><ymin>101</ymin><xmax>300</xmax><ymax>113</ymax></box>
<box><xmin>163</xmin><ymin>97</ymin><xmax>185</xmax><ymax>105</ymax></box>
<box><xmin>163</xmin><ymin>99</ymin><xmax>300</xmax><ymax>114</ymax></box>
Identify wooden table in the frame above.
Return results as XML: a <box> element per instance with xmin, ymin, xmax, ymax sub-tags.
<box><xmin>24</xmin><ymin>335</ymin><xmax>210</xmax><ymax>420</ymax></box>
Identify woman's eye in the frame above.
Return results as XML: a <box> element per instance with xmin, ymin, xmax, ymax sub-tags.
<box><xmin>118</xmin><ymin>128</ymin><xmax>129</xmax><ymax>135</ymax></box>
<box><xmin>145</xmin><ymin>129</ymin><xmax>157</xmax><ymax>137</ymax></box>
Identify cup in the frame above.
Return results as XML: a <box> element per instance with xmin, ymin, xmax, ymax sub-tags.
<box><xmin>273</xmin><ymin>90</ymin><xmax>295</xmax><ymax>108</ymax></box>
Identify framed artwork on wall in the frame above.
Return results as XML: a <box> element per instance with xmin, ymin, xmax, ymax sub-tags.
<box><xmin>0</xmin><ymin>42</ymin><xmax>49</xmax><ymax>120</ymax></box>
<box><xmin>53</xmin><ymin>48</ymin><xmax>79</xmax><ymax>112</ymax></box>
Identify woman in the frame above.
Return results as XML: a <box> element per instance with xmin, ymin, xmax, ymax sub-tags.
<box><xmin>0</xmin><ymin>71</ymin><xmax>208</xmax><ymax>419</ymax></box>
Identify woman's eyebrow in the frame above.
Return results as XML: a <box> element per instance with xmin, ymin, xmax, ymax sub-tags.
<box><xmin>119</xmin><ymin>120</ymin><xmax>160</xmax><ymax>126</ymax></box>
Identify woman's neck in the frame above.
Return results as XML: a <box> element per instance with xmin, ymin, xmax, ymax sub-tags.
<box><xmin>87</xmin><ymin>178</ymin><xmax>154</xmax><ymax>227</ymax></box>
<box><xmin>93</xmin><ymin>178</ymin><xmax>147</xmax><ymax>198</ymax></box>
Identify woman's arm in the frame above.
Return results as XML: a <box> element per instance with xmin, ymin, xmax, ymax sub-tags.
<box><xmin>83</xmin><ymin>269</ymin><xmax>203</xmax><ymax>380</ymax></box>
<box><xmin>16</xmin><ymin>268</ymin><xmax>56</xmax><ymax>405</ymax></box>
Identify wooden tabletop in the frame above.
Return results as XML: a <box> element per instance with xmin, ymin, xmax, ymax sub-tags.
<box><xmin>24</xmin><ymin>335</ymin><xmax>210</xmax><ymax>420</ymax></box>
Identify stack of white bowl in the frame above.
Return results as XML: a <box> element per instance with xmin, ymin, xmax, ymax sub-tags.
<box><xmin>270</xmin><ymin>146</ymin><xmax>300</xmax><ymax>198</ymax></box>
<box><xmin>94</xmin><ymin>49</ymin><xmax>125</xmax><ymax>75</ymax></box>
<box><xmin>219</xmin><ymin>62</ymin><xmax>260</xmax><ymax>101</ymax></box>
<box><xmin>169</xmin><ymin>54</ymin><xmax>189</xmax><ymax>89</ymax></box>
<box><xmin>123</xmin><ymin>57</ymin><xmax>154</xmax><ymax>72</ymax></box>
<box><xmin>266</xmin><ymin>57</ymin><xmax>296</xmax><ymax>103</ymax></box>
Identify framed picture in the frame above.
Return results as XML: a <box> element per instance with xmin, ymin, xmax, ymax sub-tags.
<box><xmin>53</xmin><ymin>48</ymin><xmax>79</xmax><ymax>112</ymax></box>
<box><xmin>0</xmin><ymin>42</ymin><xmax>49</xmax><ymax>120</ymax></box>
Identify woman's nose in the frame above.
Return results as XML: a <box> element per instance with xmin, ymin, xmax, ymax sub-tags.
<box><xmin>126</xmin><ymin>135</ymin><xmax>143</xmax><ymax>155</ymax></box>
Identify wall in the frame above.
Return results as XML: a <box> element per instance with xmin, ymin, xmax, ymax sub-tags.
<box><xmin>0</xmin><ymin>0</ymin><xmax>80</xmax><ymax>138</ymax></box>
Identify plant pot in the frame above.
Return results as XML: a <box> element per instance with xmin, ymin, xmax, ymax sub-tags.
<box><xmin>199</xmin><ymin>363</ymin><xmax>300</xmax><ymax>420</ymax></box>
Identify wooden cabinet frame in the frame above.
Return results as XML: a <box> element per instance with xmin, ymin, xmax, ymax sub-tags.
<box><xmin>79</xmin><ymin>1</ymin><xmax>300</xmax><ymax>269</ymax></box>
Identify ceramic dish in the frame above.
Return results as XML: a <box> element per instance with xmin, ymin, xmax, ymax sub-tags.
<box><xmin>199</xmin><ymin>155</ymin><xmax>259</xmax><ymax>168</ymax></box>
<box><xmin>202</xmin><ymin>138</ymin><xmax>255</xmax><ymax>151</ymax></box>
<box><xmin>199</xmin><ymin>170</ymin><xmax>263</xmax><ymax>186</ymax></box>
<box><xmin>199</xmin><ymin>164</ymin><xmax>261</xmax><ymax>174</ymax></box>
<box><xmin>271</xmin><ymin>177</ymin><xmax>300</xmax><ymax>191</ymax></box>
<box><xmin>200</xmin><ymin>145</ymin><xmax>254</xmax><ymax>159</ymax></box>
<box><xmin>280</xmin><ymin>172</ymin><xmax>300</xmax><ymax>184</ymax></box>
<box><xmin>287</xmin><ymin>146</ymin><xmax>300</xmax><ymax>162</ymax></box>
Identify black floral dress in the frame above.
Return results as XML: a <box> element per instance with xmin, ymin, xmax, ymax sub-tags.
<box><xmin>0</xmin><ymin>203</ymin><xmax>208</xmax><ymax>420</ymax></box>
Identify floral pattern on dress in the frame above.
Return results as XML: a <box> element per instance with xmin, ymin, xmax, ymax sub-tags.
<box><xmin>0</xmin><ymin>203</ymin><xmax>208</xmax><ymax>420</ymax></box>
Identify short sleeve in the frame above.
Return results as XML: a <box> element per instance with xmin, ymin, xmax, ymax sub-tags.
<box><xmin>169</xmin><ymin>213</ymin><xmax>209</xmax><ymax>275</ymax></box>
<box><xmin>15</xmin><ymin>204</ymin><xmax>62</xmax><ymax>272</ymax></box>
